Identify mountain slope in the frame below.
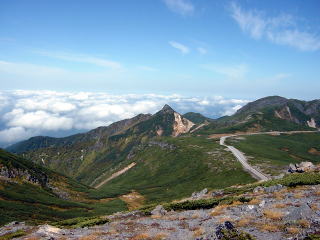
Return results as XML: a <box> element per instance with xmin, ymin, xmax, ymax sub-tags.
<box><xmin>6</xmin><ymin>105</ymin><xmax>195</xmax><ymax>182</ymax></box>
<box><xmin>0</xmin><ymin>149</ymin><xmax>127</xmax><ymax>225</ymax></box>
<box><xmin>196</xmin><ymin>96</ymin><xmax>319</xmax><ymax>135</ymax></box>
<box><xmin>183</xmin><ymin>112</ymin><xmax>213</xmax><ymax>124</ymax></box>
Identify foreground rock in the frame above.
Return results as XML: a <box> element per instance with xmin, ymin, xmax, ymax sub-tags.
<box><xmin>2</xmin><ymin>184</ymin><xmax>320</xmax><ymax>240</ymax></box>
<box><xmin>288</xmin><ymin>161</ymin><xmax>316</xmax><ymax>173</ymax></box>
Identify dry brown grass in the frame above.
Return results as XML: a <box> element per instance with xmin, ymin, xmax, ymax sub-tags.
<box><xmin>210</xmin><ymin>204</ymin><xmax>228</xmax><ymax>216</ymax></box>
<box><xmin>193</xmin><ymin>227</ymin><xmax>205</xmax><ymax>237</ymax></box>
<box><xmin>152</xmin><ymin>232</ymin><xmax>168</xmax><ymax>240</ymax></box>
<box><xmin>230</xmin><ymin>200</ymin><xmax>243</xmax><ymax>206</ymax></box>
<box><xmin>120</xmin><ymin>191</ymin><xmax>145</xmax><ymax>210</ymax></box>
<box><xmin>248</xmin><ymin>198</ymin><xmax>261</xmax><ymax>205</ymax></box>
<box><xmin>217</xmin><ymin>217</ymin><xmax>232</xmax><ymax>224</ymax></box>
<box><xmin>130</xmin><ymin>233</ymin><xmax>151</xmax><ymax>240</ymax></box>
<box><xmin>286</xmin><ymin>227</ymin><xmax>300</xmax><ymax>234</ymax></box>
<box><xmin>151</xmin><ymin>215</ymin><xmax>163</xmax><ymax>219</ymax></box>
<box><xmin>298</xmin><ymin>219</ymin><xmax>311</xmax><ymax>228</ymax></box>
<box><xmin>272</xmin><ymin>203</ymin><xmax>287</xmax><ymax>208</ymax></box>
<box><xmin>191</xmin><ymin>213</ymin><xmax>200</xmax><ymax>219</ymax></box>
<box><xmin>78</xmin><ymin>234</ymin><xmax>100</xmax><ymax>240</ymax></box>
<box><xmin>314</xmin><ymin>191</ymin><xmax>320</xmax><ymax>196</ymax></box>
<box><xmin>260</xmin><ymin>224</ymin><xmax>281</xmax><ymax>232</ymax></box>
<box><xmin>25</xmin><ymin>237</ymin><xmax>41</xmax><ymax>240</ymax></box>
<box><xmin>236</xmin><ymin>216</ymin><xmax>254</xmax><ymax>227</ymax></box>
<box><xmin>311</xmin><ymin>203</ymin><xmax>319</xmax><ymax>211</ymax></box>
<box><xmin>263</xmin><ymin>210</ymin><xmax>284</xmax><ymax>220</ymax></box>
<box><xmin>273</xmin><ymin>192</ymin><xmax>285</xmax><ymax>200</ymax></box>
<box><xmin>293</xmin><ymin>192</ymin><xmax>305</xmax><ymax>199</ymax></box>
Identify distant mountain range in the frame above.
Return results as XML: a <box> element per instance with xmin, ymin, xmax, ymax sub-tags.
<box><xmin>6</xmin><ymin>96</ymin><xmax>319</xmax><ymax>184</ymax></box>
<box><xmin>1</xmin><ymin>95</ymin><xmax>320</xmax><ymax>225</ymax></box>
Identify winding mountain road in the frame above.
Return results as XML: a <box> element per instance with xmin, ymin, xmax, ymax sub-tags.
<box><xmin>219</xmin><ymin>131</ymin><xmax>319</xmax><ymax>181</ymax></box>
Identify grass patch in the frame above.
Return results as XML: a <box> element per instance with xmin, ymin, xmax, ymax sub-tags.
<box><xmin>0</xmin><ymin>230</ymin><xmax>27</xmax><ymax>240</ymax></box>
<box><xmin>227</xmin><ymin>133</ymin><xmax>320</xmax><ymax>175</ymax></box>
<box><xmin>53</xmin><ymin>216</ymin><xmax>109</xmax><ymax>228</ymax></box>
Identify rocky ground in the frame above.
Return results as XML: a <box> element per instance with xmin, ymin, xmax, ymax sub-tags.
<box><xmin>1</xmin><ymin>183</ymin><xmax>320</xmax><ymax>240</ymax></box>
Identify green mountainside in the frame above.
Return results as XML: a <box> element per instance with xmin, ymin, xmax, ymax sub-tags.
<box><xmin>196</xmin><ymin>96</ymin><xmax>319</xmax><ymax>135</ymax></box>
<box><xmin>3</xmin><ymin>96</ymin><xmax>320</xmax><ymax>225</ymax></box>
<box><xmin>183</xmin><ymin>112</ymin><xmax>213</xmax><ymax>124</ymax></box>
<box><xmin>0</xmin><ymin>149</ymin><xmax>127</xmax><ymax>225</ymax></box>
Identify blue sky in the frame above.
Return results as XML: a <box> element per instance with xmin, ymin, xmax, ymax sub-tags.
<box><xmin>0</xmin><ymin>0</ymin><xmax>320</xmax><ymax>145</ymax></box>
<box><xmin>1</xmin><ymin>0</ymin><xmax>320</xmax><ymax>99</ymax></box>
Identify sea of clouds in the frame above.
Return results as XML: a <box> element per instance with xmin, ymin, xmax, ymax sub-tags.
<box><xmin>0</xmin><ymin>90</ymin><xmax>249</xmax><ymax>147</ymax></box>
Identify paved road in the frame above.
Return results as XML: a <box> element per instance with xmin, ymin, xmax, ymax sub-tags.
<box><xmin>219</xmin><ymin>131</ymin><xmax>319</xmax><ymax>181</ymax></box>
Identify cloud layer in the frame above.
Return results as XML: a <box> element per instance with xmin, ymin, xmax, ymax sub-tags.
<box><xmin>230</xmin><ymin>2</ymin><xmax>320</xmax><ymax>51</ymax></box>
<box><xmin>0</xmin><ymin>90</ymin><xmax>248</xmax><ymax>146</ymax></box>
<box><xmin>163</xmin><ymin>0</ymin><xmax>194</xmax><ymax>16</ymax></box>
<box><xmin>169</xmin><ymin>41</ymin><xmax>190</xmax><ymax>54</ymax></box>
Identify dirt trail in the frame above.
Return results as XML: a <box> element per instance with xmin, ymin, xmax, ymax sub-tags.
<box><xmin>94</xmin><ymin>162</ymin><xmax>136</xmax><ymax>189</ymax></box>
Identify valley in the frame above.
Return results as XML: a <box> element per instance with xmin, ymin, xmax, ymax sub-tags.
<box><xmin>1</xmin><ymin>95</ymin><xmax>320</xmax><ymax>239</ymax></box>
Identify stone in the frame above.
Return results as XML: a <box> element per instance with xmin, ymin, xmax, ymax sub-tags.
<box><xmin>259</xmin><ymin>200</ymin><xmax>266</xmax><ymax>208</ymax></box>
<box><xmin>299</xmin><ymin>162</ymin><xmax>315</xmax><ymax>172</ymax></box>
<box><xmin>151</xmin><ymin>205</ymin><xmax>167</xmax><ymax>216</ymax></box>
<box><xmin>285</xmin><ymin>203</ymin><xmax>312</xmax><ymax>221</ymax></box>
<box><xmin>264</xmin><ymin>184</ymin><xmax>285</xmax><ymax>193</ymax></box>
<box><xmin>253</xmin><ymin>186</ymin><xmax>264</xmax><ymax>193</ymax></box>
<box><xmin>211</xmin><ymin>190</ymin><xmax>224</xmax><ymax>197</ymax></box>
<box><xmin>288</xmin><ymin>162</ymin><xmax>315</xmax><ymax>173</ymax></box>
<box><xmin>191</xmin><ymin>188</ymin><xmax>208</xmax><ymax>199</ymax></box>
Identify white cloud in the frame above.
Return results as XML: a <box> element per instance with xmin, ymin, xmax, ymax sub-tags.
<box><xmin>222</xmin><ymin>105</ymin><xmax>243</xmax><ymax>116</ymax></box>
<box><xmin>0</xmin><ymin>127</ymin><xmax>36</xmax><ymax>144</ymax></box>
<box><xmin>0</xmin><ymin>90</ymin><xmax>248</xmax><ymax>146</ymax></box>
<box><xmin>37</xmin><ymin>51</ymin><xmax>123</xmax><ymax>69</ymax></box>
<box><xmin>169</xmin><ymin>41</ymin><xmax>190</xmax><ymax>54</ymax></box>
<box><xmin>230</xmin><ymin>2</ymin><xmax>320</xmax><ymax>51</ymax></box>
<box><xmin>4</xmin><ymin>109</ymin><xmax>73</xmax><ymax>131</ymax></box>
<box><xmin>202</xmin><ymin>63</ymin><xmax>248</xmax><ymax>79</ymax></box>
<box><xmin>197</xmin><ymin>47</ymin><xmax>207</xmax><ymax>55</ymax></box>
<box><xmin>163</xmin><ymin>0</ymin><xmax>194</xmax><ymax>16</ymax></box>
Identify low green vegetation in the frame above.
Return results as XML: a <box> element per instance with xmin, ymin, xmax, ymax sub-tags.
<box><xmin>0</xmin><ymin>230</ymin><xmax>27</xmax><ymax>240</ymax></box>
<box><xmin>92</xmin><ymin>136</ymin><xmax>255</xmax><ymax>204</ymax></box>
<box><xmin>0</xmin><ymin>149</ymin><xmax>127</xmax><ymax>226</ymax></box>
<box><xmin>53</xmin><ymin>216</ymin><xmax>109</xmax><ymax>228</ymax></box>
<box><xmin>226</xmin><ymin>133</ymin><xmax>320</xmax><ymax>175</ymax></box>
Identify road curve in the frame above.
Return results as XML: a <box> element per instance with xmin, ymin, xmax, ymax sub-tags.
<box><xmin>220</xmin><ymin>135</ymin><xmax>269</xmax><ymax>181</ymax></box>
<box><xmin>219</xmin><ymin>131</ymin><xmax>319</xmax><ymax>181</ymax></box>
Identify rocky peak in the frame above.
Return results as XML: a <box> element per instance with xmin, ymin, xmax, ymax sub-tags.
<box><xmin>160</xmin><ymin>104</ymin><xmax>175</xmax><ymax>114</ymax></box>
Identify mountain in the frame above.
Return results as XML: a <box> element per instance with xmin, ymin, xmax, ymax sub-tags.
<box><xmin>196</xmin><ymin>96</ymin><xmax>320</xmax><ymax>135</ymax></box>
<box><xmin>183</xmin><ymin>112</ymin><xmax>213</xmax><ymax>124</ymax></box>
<box><xmin>0</xmin><ymin>148</ymin><xmax>127</xmax><ymax>225</ymax></box>
<box><xmin>6</xmin><ymin>105</ymin><xmax>196</xmax><ymax>182</ymax></box>
<box><xmin>5</xmin><ymin>104</ymin><xmax>256</xmax><ymax>205</ymax></box>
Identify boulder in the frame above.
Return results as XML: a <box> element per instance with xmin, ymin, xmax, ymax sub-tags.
<box><xmin>212</xmin><ymin>190</ymin><xmax>224</xmax><ymax>197</ymax></box>
<box><xmin>299</xmin><ymin>162</ymin><xmax>315</xmax><ymax>172</ymax></box>
<box><xmin>253</xmin><ymin>186</ymin><xmax>265</xmax><ymax>193</ymax></box>
<box><xmin>151</xmin><ymin>205</ymin><xmax>167</xmax><ymax>216</ymax></box>
<box><xmin>191</xmin><ymin>188</ymin><xmax>208</xmax><ymax>199</ymax></box>
<box><xmin>285</xmin><ymin>203</ymin><xmax>312</xmax><ymax>221</ymax></box>
<box><xmin>265</xmin><ymin>184</ymin><xmax>285</xmax><ymax>193</ymax></box>
<box><xmin>288</xmin><ymin>162</ymin><xmax>315</xmax><ymax>173</ymax></box>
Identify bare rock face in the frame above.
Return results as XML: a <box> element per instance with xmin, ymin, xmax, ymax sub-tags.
<box><xmin>172</xmin><ymin>112</ymin><xmax>195</xmax><ymax>137</ymax></box>
<box><xmin>151</xmin><ymin>205</ymin><xmax>167</xmax><ymax>216</ymax></box>
<box><xmin>192</xmin><ymin>188</ymin><xmax>208</xmax><ymax>199</ymax></box>
<box><xmin>289</xmin><ymin>161</ymin><xmax>315</xmax><ymax>173</ymax></box>
<box><xmin>307</xmin><ymin>118</ymin><xmax>317</xmax><ymax>128</ymax></box>
<box><xmin>0</xmin><ymin>166</ymin><xmax>48</xmax><ymax>186</ymax></box>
